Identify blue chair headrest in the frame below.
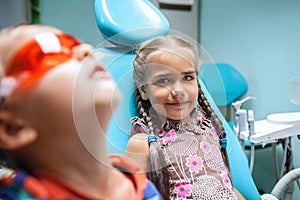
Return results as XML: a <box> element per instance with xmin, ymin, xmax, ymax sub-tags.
<box><xmin>200</xmin><ymin>63</ymin><xmax>248</xmax><ymax>107</ymax></box>
<box><xmin>94</xmin><ymin>0</ymin><xmax>170</xmax><ymax>46</ymax></box>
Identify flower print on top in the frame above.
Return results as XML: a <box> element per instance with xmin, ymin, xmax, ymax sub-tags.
<box><xmin>200</xmin><ymin>141</ymin><xmax>211</xmax><ymax>153</ymax></box>
<box><xmin>221</xmin><ymin>171</ymin><xmax>233</xmax><ymax>189</ymax></box>
<box><xmin>185</xmin><ymin>155</ymin><xmax>204</xmax><ymax>173</ymax></box>
<box><xmin>130</xmin><ymin>106</ymin><xmax>237</xmax><ymax>199</ymax></box>
<box><xmin>173</xmin><ymin>181</ymin><xmax>192</xmax><ymax>199</ymax></box>
<box><xmin>160</xmin><ymin>129</ymin><xmax>176</xmax><ymax>145</ymax></box>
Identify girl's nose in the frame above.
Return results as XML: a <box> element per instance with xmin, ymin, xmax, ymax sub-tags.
<box><xmin>72</xmin><ymin>44</ymin><xmax>93</xmax><ymax>61</ymax></box>
<box><xmin>171</xmin><ymin>82</ymin><xmax>184</xmax><ymax>98</ymax></box>
<box><xmin>171</xmin><ymin>90</ymin><xmax>184</xmax><ymax>98</ymax></box>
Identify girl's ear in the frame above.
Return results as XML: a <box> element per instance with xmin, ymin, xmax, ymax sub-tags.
<box><xmin>138</xmin><ymin>85</ymin><xmax>148</xmax><ymax>100</ymax></box>
<box><xmin>0</xmin><ymin>117</ymin><xmax>37</xmax><ymax>150</ymax></box>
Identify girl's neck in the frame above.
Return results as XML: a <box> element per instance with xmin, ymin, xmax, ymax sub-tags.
<box><xmin>154</xmin><ymin>113</ymin><xmax>196</xmax><ymax>127</ymax></box>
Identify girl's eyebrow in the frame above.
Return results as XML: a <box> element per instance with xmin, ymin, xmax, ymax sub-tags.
<box><xmin>182</xmin><ymin>70</ymin><xmax>197</xmax><ymax>75</ymax></box>
<box><xmin>151</xmin><ymin>72</ymin><xmax>172</xmax><ymax>78</ymax></box>
<box><xmin>150</xmin><ymin>70</ymin><xmax>196</xmax><ymax>79</ymax></box>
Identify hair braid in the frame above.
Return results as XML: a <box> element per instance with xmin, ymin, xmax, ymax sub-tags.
<box><xmin>135</xmin><ymin>89</ymin><xmax>170</xmax><ymax>199</ymax></box>
<box><xmin>197</xmin><ymin>83</ymin><xmax>230</xmax><ymax>171</ymax></box>
<box><xmin>136</xmin><ymin>92</ymin><xmax>155</xmax><ymax>134</ymax></box>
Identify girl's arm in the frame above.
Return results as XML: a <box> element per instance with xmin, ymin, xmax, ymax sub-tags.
<box><xmin>233</xmin><ymin>188</ymin><xmax>246</xmax><ymax>200</ymax></box>
<box><xmin>125</xmin><ymin>133</ymin><xmax>149</xmax><ymax>171</ymax></box>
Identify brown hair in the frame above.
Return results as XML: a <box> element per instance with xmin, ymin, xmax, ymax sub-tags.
<box><xmin>133</xmin><ymin>35</ymin><xmax>230</xmax><ymax>197</ymax></box>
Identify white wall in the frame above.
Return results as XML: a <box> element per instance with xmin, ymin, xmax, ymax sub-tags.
<box><xmin>200</xmin><ymin>0</ymin><xmax>300</xmax><ymax>119</ymax></box>
<box><xmin>40</xmin><ymin>0</ymin><xmax>103</xmax><ymax>46</ymax></box>
<box><xmin>150</xmin><ymin>0</ymin><xmax>199</xmax><ymax>42</ymax></box>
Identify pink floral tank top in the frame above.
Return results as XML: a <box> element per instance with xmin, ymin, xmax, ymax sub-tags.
<box><xmin>130</xmin><ymin>107</ymin><xmax>238</xmax><ymax>199</ymax></box>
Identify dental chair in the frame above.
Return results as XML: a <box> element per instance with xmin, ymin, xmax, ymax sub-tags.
<box><xmin>199</xmin><ymin>63</ymin><xmax>261</xmax><ymax>150</ymax></box>
<box><xmin>93</xmin><ymin>1</ymin><xmax>300</xmax><ymax>199</ymax></box>
<box><xmin>200</xmin><ymin>63</ymin><xmax>248</xmax><ymax>110</ymax></box>
<box><xmin>200</xmin><ymin>63</ymin><xmax>248</xmax><ymax>127</ymax></box>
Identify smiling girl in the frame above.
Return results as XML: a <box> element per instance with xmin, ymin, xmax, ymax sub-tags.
<box><xmin>126</xmin><ymin>35</ymin><xmax>245</xmax><ymax>199</ymax></box>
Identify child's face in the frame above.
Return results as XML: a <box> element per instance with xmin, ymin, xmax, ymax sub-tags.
<box><xmin>0</xmin><ymin>25</ymin><xmax>120</xmax><ymax>139</ymax></box>
<box><xmin>141</xmin><ymin>51</ymin><xmax>198</xmax><ymax>122</ymax></box>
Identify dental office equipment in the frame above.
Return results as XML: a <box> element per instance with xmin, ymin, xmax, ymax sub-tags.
<box><xmin>239</xmin><ymin>109</ymin><xmax>248</xmax><ymax>132</ymax></box>
<box><xmin>248</xmin><ymin>110</ymin><xmax>255</xmax><ymax>140</ymax></box>
<box><xmin>232</xmin><ymin>96</ymin><xmax>256</xmax><ymax>139</ymax></box>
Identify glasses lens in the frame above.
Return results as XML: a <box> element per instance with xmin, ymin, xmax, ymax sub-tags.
<box><xmin>3</xmin><ymin>33</ymin><xmax>81</xmax><ymax>90</ymax></box>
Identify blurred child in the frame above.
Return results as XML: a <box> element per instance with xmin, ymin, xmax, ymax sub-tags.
<box><xmin>0</xmin><ymin>24</ymin><xmax>161</xmax><ymax>200</ymax></box>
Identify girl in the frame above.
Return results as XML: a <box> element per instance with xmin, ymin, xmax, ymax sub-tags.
<box><xmin>0</xmin><ymin>24</ymin><xmax>161</xmax><ymax>200</ymax></box>
<box><xmin>126</xmin><ymin>35</ymin><xmax>245</xmax><ymax>199</ymax></box>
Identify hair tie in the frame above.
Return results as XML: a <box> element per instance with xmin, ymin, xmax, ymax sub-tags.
<box><xmin>148</xmin><ymin>135</ymin><xmax>157</xmax><ymax>144</ymax></box>
<box><xmin>219</xmin><ymin>138</ymin><xmax>227</xmax><ymax>148</ymax></box>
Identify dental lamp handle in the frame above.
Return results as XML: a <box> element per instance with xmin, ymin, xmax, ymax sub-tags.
<box><xmin>232</xmin><ymin>96</ymin><xmax>257</xmax><ymax>112</ymax></box>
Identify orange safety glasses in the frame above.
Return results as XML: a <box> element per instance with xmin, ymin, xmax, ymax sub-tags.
<box><xmin>0</xmin><ymin>32</ymin><xmax>81</xmax><ymax>98</ymax></box>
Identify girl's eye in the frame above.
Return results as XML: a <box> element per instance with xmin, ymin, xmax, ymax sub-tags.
<box><xmin>155</xmin><ymin>78</ymin><xmax>170</xmax><ymax>85</ymax></box>
<box><xmin>183</xmin><ymin>75</ymin><xmax>195</xmax><ymax>81</ymax></box>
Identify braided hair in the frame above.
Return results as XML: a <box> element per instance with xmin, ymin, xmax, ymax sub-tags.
<box><xmin>133</xmin><ymin>35</ymin><xmax>230</xmax><ymax>197</ymax></box>
<box><xmin>197</xmin><ymin>83</ymin><xmax>230</xmax><ymax>170</ymax></box>
<box><xmin>133</xmin><ymin>91</ymin><xmax>169</xmax><ymax>199</ymax></box>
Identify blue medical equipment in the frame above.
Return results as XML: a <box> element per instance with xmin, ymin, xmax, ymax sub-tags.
<box><xmin>93</xmin><ymin>1</ymin><xmax>300</xmax><ymax>199</ymax></box>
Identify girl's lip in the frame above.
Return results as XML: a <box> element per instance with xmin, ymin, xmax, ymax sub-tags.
<box><xmin>167</xmin><ymin>101</ymin><xmax>189</xmax><ymax>106</ymax></box>
<box><xmin>90</xmin><ymin>64</ymin><xmax>111</xmax><ymax>79</ymax></box>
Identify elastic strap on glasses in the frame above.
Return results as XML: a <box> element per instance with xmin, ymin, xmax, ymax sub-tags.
<box><xmin>0</xmin><ymin>77</ymin><xmax>16</xmax><ymax>100</ymax></box>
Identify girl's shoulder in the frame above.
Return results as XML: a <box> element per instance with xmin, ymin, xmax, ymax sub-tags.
<box><xmin>192</xmin><ymin>106</ymin><xmax>207</xmax><ymax>119</ymax></box>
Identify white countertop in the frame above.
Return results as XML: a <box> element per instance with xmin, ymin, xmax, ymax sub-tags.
<box><xmin>238</xmin><ymin>112</ymin><xmax>300</xmax><ymax>144</ymax></box>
